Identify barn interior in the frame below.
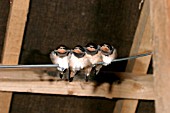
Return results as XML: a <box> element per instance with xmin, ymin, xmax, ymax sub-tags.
<box><xmin>0</xmin><ymin>0</ymin><xmax>155</xmax><ymax>113</ymax></box>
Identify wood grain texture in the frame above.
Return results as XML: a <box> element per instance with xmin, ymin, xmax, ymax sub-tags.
<box><xmin>125</xmin><ymin>0</ymin><xmax>151</xmax><ymax>72</ymax></box>
<box><xmin>151</xmin><ymin>0</ymin><xmax>170</xmax><ymax>113</ymax></box>
<box><xmin>0</xmin><ymin>70</ymin><xmax>154</xmax><ymax>100</ymax></box>
<box><xmin>0</xmin><ymin>0</ymin><xmax>30</xmax><ymax>113</ymax></box>
<box><xmin>0</xmin><ymin>1</ymin><xmax>10</xmax><ymax>62</ymax></box>
<box><xmin>2</xmin><ymin>0</ymin><xmax>30</xmax><ymax>64</ymax></box>
<box><xmin>131</xmin><ymin>16</ymin><xmax>152</xmax><ymax>74</ymax></box>
<box><xmin>0</xmin><ymin>92</ymin><xmax>12</xmax><ymax>113</ymax></box>
<box><xmin>113</xmin><ymin>0</ymin><xmax>152</xmax><ymax>113</ymax></box>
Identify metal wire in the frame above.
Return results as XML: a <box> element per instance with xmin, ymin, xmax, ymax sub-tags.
<box><xmin>113</xmin><ymin>51</ymin><xmax>152</xmax><ymax>62</ymax></box>
<box><xmin>0</xmin><ymin>64</ymin><xmax>59</xmax><ymax>69</ymax></box>
<box><xmin>95</xmin><ymin>52</ymin><xmax>153</xmax><ymax>65</ymax></box>
<box><xmin>0</xmin><ymin>52</ymin><xmax>153</xmax><ymax>69</ymax></box>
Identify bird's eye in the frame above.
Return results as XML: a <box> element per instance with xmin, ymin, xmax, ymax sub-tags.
<box><xmin>103</xmin><ymin>44</ymin><xmax>109</xmax><ymax>48</ymax></box>
<box><xmin>74</xmin><ymin>47</ymin><xmax>79</xmax><ymax>50</ymax></box>
<box><xmin>53</xmin><ymin>51</ymin><xmax>57</xmax><ymax>54</ymax></box>
<box><xmin>60</xmin><ymin>47</ymin><xmax>64</xmax><ymax>49</ymax></box>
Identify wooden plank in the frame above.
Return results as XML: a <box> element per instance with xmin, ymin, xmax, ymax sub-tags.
<box><xmin>131</xmin><ymin>16</ymin><xmax>152</xmax><ymax>74</ymax></box>
<box><xmin>126</xmin><ymin>0</ymin><xmax>151</xmax><ymax>72</ymax></box>
<box><xmin>0</xmin><ymin>0</ymin><xmax>30</xmax><ymax>113</ymax></box>
<box><xmin>0</xmin><ymin>70</ymin><xmax>154</xmax><ymax>100</ymax></box>
<box><xmin>2</xmin><ymin>0</ymin><xmax>30</xmax><ymax>64</ymax></box>
<box><xmin>113</xmin><ymin>0</ymin><xmax>152</xmax><ymax>113</ymax></box>
<box><xmin>0</xmin><ymin>92</ymin><xmax>13</xmax><ymax>113</ymax></box>
<box><xmin>151</xmin><ymin>0</ymin><xmax>170</xmax><ymax>113</ymax></box>
<box><xmin>0</xmin><ymin>70</ymin><xmax>152</xmax><ymax>80</ymax></box>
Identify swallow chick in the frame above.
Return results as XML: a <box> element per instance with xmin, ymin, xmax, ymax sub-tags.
<box><xmin>84</xmin><ymin>43</ymin><xmax>102</xmax><ymax>79</ymax></box>
<box><xmin>95</xmin><ymin>43</ymin><xmax>117</xmax><ymax>75</ymax></box>
<box><xmin>69</xmin><ymin>45</ymin><xmax>91</xmax><ymax>82</ymax></box>
<box><xmin>50</xmin><ymin>45</ymin><xmax>70</xmax><ymax>79</ymax></box>
<box><xmin>100</xmin><ymin>43</ymin><xmax>117</xmax><ymax>65</ymax></box>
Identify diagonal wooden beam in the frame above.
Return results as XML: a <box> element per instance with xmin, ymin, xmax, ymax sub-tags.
<box><xmin>125</xmin><ymin>0</ymin><xmax>152</xmax><ymax>73</ymax></box>
<box><xmin>113</xmin><ymin>0</ymin><xmax>152</xmax><ymax>113</ymax></box>
<box><xmin>0</xmin><ymin>0</ymin><xmax>30</xmax><ymax>113</ymax></box>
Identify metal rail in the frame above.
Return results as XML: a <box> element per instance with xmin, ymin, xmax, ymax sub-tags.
<box><xmin>0</xmin><ymin>52</ymin><xmax>153</xmax><ymax>69</ymax></box>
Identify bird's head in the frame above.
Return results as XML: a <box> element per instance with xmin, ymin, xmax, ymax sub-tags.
<box><xmin>84</xmin><ymin>43</ymin><xmax>100</xmax><ymax>55</ymax></box>
<box><xmin>100</xmin><ymin>43</ymin><xmax>114</xmax><ymax>56</ymax></box>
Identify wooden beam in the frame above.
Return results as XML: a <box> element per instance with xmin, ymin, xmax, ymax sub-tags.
<box><xmin>2</xmin><ymin>0</ymin><xmax>30</xmax><ymax>64</ymax></box>
<box><xmin>113</xmin><ymin>0</ymin><xmax>152</xmax><ymax>113</ymax></box>
<box><xmin>0</xmin><ymin>70</ymin><xmax>154</xmax><ymax>100</ymax></box>
<box><xmin>126</xmin><ymin>0</ymin><xmax>151</xmax><ymax>73</ymax></box>
<box><xmin>0</xmin><ymin>92</ymin><xmax>13</xmax><ymax>113</ymax></box>
<box><xmin>0</xmin><ymin>0</ymin><xmax>30</xmax><ymax>113</ymax></box>
<box><xmin>130</xmin><ymin>16</ymin><xmax>152</xmax><ymax>73</ymax></box>
<box><xmin>151</xmin><ymin>0</ymin><xmax>170</xmax><ymax>113</ymax></box>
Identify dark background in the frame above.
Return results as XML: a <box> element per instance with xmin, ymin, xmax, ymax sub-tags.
<box><xmin>0</xmin><ymin>0</ymin><xmax>154</xmax><ymax>113</ymax></box>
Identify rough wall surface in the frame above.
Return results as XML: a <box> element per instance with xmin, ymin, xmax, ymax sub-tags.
<box><xmin>20</xmin><ymin>0</ymin><xmax>141</xmax><ymax>64</ymax></box>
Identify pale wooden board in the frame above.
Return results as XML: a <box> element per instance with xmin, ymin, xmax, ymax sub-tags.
<box><xmin>126</xmin><ymin>0</ymin><xmax>151</xmax><ymax>73</ymax></box>
<box><xmin>0</xmin><ymin>92</ymin><xmax>13</xmax><ymax>113</ymax></box>
<box><xmin>0</xmin><ymin>0</ymin><xmax>30</xmax><ymax>113</ymax></box>
<box><xmin>0</xmin><ymin>70</ymin><xmax>154</xmax><ymax>100</ymax></box>
<box><xmin>132</xmin><ymin>16</ymin><xmax>152</xmax><ymax>74</ymax></box>
<box><xmin>113</xmin><ymin>0</ymin><xmax>152</xmax><ymax>113</ymax></box>
<box><xmin>2</xmin><ymin>1</ymin><xmax>30</xmax><ymax>64</ymax></box>
<box><xmin>131</xmin><ymin>16</ymin><xmax>152</xmax><ymax>74</ymax></box>
<box><xmin>151</xmin><ymin>0</ymin><xmax>170</xmax><ymax>113</ymax></box>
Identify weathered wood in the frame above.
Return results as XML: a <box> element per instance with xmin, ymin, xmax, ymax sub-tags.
<box><xmin>0</xmin><ymin>70</ymin><xmax>152</xmax><ymax>80</ymax></box>
<box><xmin>151</xmin><ymin>0</ymin><xmax>170</xmax><ymax>113</ymax></box>
<box><xmin>131</xmin><ymin>16</ymin><xmax>152</xmax><ymax>74</ymax></box>
<box><xmin>114</xmin><ymin>100</ymin><xmax>138</xmax><ymax>113</ymax></box>
<box><xmin>0</xmin><ymin>70</ymin><xmax>154</xmax><ymax>100</ymax></box>
<box><xmin>113</xmin><ymin>0</ymin><xmax>152</xmax><ymax>113</ymax></box>
<box><xmin>126</xmin><ymin>0</ymin><xmax>151</xmax><ymax>72</ymax></box>
<box><xmin>0</xmin><ymin>0</ymin><xmax>30</xmax><ymax>113</ymax></box>
<box><xmin>0</xmin><ymin>92</ymin><xmax>13</xmax><ymax>113</ymax></box>
<box><xmin>2</xmin><ymin>1</ymin><xmax>30</xmax><ymax>64</ymax></box>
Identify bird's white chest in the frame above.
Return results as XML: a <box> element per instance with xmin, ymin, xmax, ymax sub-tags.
<box><xmin>55</xmin><ymin>56</ymin><xmax>69</xmax><ymax>71</ymax></box>
<box><xmin>70</xmin><ymin>54</ymin><xmax>87</xmax><ymax>71</ymax></box>
<box><xmin>102</xmin><ymin>55</ymin><xmax>112</xmax><ymax>66</ymax></box>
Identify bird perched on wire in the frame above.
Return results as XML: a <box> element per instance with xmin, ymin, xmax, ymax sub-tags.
<box><xmin>84</xmin><ymin>43</ymin><xmax>102</xmax><ymax>79</ymax></box>
<box><xmin>95</xmin><ymin>43</ymin><xmax>117</xmax><ymax>75</ymax></box>
<box><xmin>69</xmin><ymin>45</ymin><xmax>91</xmax><ymax>82</ymax></box>
<box><xmin>50</xmin><ymin>45</ymin><xmax>71</xmax><ymax>79</ymax></box>
<box><xmin>100</xmin><ymin>43</ymin><xmax>117</xmax><ymax>65</ymax></box>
